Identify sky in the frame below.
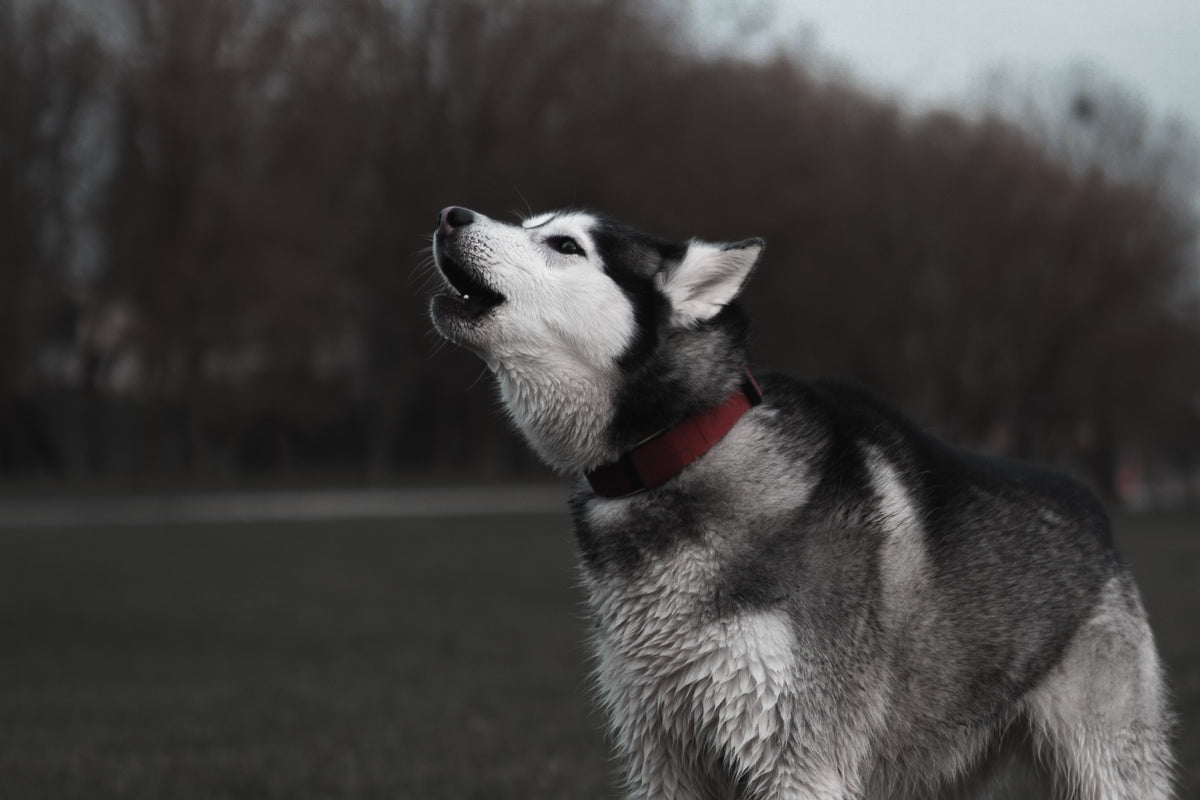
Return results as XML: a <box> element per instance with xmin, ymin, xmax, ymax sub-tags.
<box><xmin>698</xmin><ymin>0</ymin><xmax>1200</xmax><ymax>133</ymax></box>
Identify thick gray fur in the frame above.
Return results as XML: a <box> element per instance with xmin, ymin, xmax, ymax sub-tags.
<box><xmin>572</xmin><ymin>375</ymin><xmax>1173</xmax><ymax>799</ymax></box>
<box><xmin>430</xmin><ymin>208</ymin><xmax>1174</xmax><ymax>799</ymax></box>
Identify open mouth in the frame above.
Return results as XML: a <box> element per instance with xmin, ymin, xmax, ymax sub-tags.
<box><xmin>435</xmin><ymin>251</ymin><xmax>505</xmax><ymax>318</ymax></box>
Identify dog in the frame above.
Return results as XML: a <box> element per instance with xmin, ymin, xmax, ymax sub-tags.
<box><xmin>429</xmin><ymin>205</ymin><xmax>1173</xmax><ymax>799</ymax></box>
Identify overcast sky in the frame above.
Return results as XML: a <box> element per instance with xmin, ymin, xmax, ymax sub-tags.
<box><xmin>700</xmin><ymin>0</ymin><xmax>1199</xmax><ymax>132</ymax></box>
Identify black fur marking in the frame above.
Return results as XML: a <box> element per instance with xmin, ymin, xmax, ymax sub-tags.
<box><xmin>570</xmin><ymin>482</ymin><xmax>705</xmax><ymax>574</ymax></box>
<box><xmin>586</xmin><ymin>217</ymin><xmax>754</xmax><ymax>452</ymax></box>
<box><xmin>709</xmin><ymin>376</ymin><xmax>1119</xmax><ymax>768</ymax></box>
<box><xmin>588</xmin><ymin>217</ymin><xmax>676</xmax><ymax>372</ymax></box>
<box><xmin>607</xmin><ymin>303</ymin><xmax>751</xmax><ymax>446</ymax></box>
<box><xmin>717</xmin><ymin>379</ymin><xmax>884</xmax><ymax>634</ymax></box>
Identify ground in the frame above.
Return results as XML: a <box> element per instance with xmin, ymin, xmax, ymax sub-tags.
<box><xmin>0</xmin><ymin>507</ymin><xmax>1195</xmax><ymax>799</ymax></box>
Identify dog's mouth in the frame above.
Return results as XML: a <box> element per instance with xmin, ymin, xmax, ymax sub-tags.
<box><xmin>435</xmin><ymin>251</ymin><xmax>505</xmax><ymax>318</ymax></box>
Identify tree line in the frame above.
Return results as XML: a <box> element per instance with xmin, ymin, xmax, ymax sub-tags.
<box><xmin>1</xmin><ymin>0</ymin><xmax>1197</xmax><ymax>497</ymax></box>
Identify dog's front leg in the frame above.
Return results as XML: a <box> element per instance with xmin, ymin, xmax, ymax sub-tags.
<box><xmin>617</xmin><ymin>734</ymin><xmax>714</xmax><ymax>800</ymax></box>
<box><xmin>620</xmin><ymin>737</ymin><xmax>857</xmax><ymax>800</ymax></box>
<box><xmin>752</xmin><ymin>764</ymin><xmax>856</xmax><ymax>800</ymax></box>
<box><xmin>723</xmin><ymin>741</ymin><xmax>859</xmax><ymax>800</ymax></box>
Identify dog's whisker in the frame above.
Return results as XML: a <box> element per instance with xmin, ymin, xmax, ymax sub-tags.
<box><xmin>513</xmin><ymin>186</ymin><xmax>532</xmax><ymax>221</ymax></box>
<box><xmin>465</xmin><ymin>365</ymin><xmax>490</xmax><ymax>390</ymax></box>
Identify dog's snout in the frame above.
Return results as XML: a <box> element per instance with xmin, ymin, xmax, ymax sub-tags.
<box><xmin>437</xmin><ymin>206</ymin><xmax>475</xmax><ymax>235</ymax></box>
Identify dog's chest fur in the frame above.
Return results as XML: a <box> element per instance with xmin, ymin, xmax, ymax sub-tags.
<box><xmin>582</xmin><ymin>536</ymin><xmax>799</xmax><ymax>794</ymax></box>
<box><xmin>570</xmin><ymin>410</ymin><xmax>876</xmax><ymax>795</ymax></box>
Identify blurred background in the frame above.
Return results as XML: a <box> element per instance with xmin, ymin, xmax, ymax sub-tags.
<box><xmin>0</xmin><ymin>0</ymin><xmax>1196</xmax><ymax>498</ymax></box>
<box><xmin>0</xmin><ymin>0</ymin><xmax>1198</xmax><ymax>798</ymax></box>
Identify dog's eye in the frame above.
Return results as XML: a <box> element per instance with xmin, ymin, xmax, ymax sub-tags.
<box><xmin>547</xmin><ymin>236</ymin><xmax>585</xmax><ymax>256</ymax></box>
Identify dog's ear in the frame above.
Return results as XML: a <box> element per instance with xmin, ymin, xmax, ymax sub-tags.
<box><xmin>657</xmin><ymin>238</ymin><xmax>763</xmax><ymax>325</ymax></box>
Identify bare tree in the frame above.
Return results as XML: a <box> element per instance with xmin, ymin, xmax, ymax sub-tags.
<box><xmin>14</xmin><ymin>0</ymin><xmax>1191</xmax><ymax>491</ymax></box>
<box><xmin>99</xmin><ymin>0</ymin><xmax>358</xmax><ymax>472</ymax></box>
<box><xmin>0</xmin><ymin>0</ymin><xmax>98</xmax><ymax>470</ymax></box>
<box><xmin>1</xmin><ymin>0</ymin><xmax>90</xmax><ymax>384</ymax></box>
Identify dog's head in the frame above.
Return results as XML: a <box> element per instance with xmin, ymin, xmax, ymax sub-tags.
<box><xmin>430</xmin><ymin>206</ymin><xmax>763</xmax><ymax>472</ymax></box>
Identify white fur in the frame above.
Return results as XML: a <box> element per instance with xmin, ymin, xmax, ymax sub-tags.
<box><xmin>864</xmin><ymin>445</ymin><xmax>931</xmax><ymax>616</ymax></box>
<box><xmin>434</xmin><ymin>210</ymin><xmax>637</xmax><ymax>471</ymax></box>
<box><xmin>1022</xmin><ymin>576</ymin><xmax>1173</xmax><ymax>799</ymax></box>
<box><xmin>700</xmin><ymin>404</ymin><xmax>819</xmax><ymax>519</ymax></box>
<box><xmin>585</xmin><ymin>542</ymin><xmax>833</xmax><ymax>799</ymax></box>
<box><xmin>657</xmin><ymin>240</ymin><xmax>761</xmax><ymax>326</ymax></box>
<box><xmin>434</xmin><ymin>213</ymin><xmax>761</xmax><ymax>472</ymax></box>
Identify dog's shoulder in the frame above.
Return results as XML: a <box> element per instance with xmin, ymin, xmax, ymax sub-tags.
<box><xmin>754</xmin><ymin>371</ymin><xmax>1114</xmax><ymax>555</ymax></box>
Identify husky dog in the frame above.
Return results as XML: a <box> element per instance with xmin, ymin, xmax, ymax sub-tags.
<box><xmin>429</xmin><ymin>206</ymin><xmax>1173</xmax><ymax>799</ymax></box>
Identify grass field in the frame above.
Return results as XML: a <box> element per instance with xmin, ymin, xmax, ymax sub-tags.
<box><xmin>0</xmin><ymin>506</ymin><xmax>1196</xmax><ymax>799</ymax></box>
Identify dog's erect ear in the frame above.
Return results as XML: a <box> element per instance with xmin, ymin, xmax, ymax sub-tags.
<box><xmin>657</xmin><ymin>238</ymin><xmax>763</xmax><ymax>325</ymax></box>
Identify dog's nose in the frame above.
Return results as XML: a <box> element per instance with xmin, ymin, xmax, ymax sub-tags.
<box><xmin>437</xmin><ymin>206</ymin><xmax>475</xmax><ymax>235</ymax></box>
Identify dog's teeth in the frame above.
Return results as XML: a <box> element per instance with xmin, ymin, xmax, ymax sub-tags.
<box><xmin>462</xmin><ymin>294</ymin><xmax>470</xmax><ymax>300</ymax></box>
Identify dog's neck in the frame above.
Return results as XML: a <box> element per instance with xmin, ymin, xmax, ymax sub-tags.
<box><xmin>494</xmin><ymin>318</ymin><xmax>753</xmax><ymax>476</ymax></box>
<box><xmin>496</xmin><ymin>360</ymin><xmax>623</xmax><ymax>474</ymax></box>
<box><xmin>585</xmin><ymin>369</ymin><xmax>762</xmax><ymax>497</ymax></box>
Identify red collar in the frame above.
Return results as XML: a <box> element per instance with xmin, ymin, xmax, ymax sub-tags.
<box><xmin>585</xmin><ymin>369</ymin><xmax>763</xmax><ymax>498</ymax></box>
